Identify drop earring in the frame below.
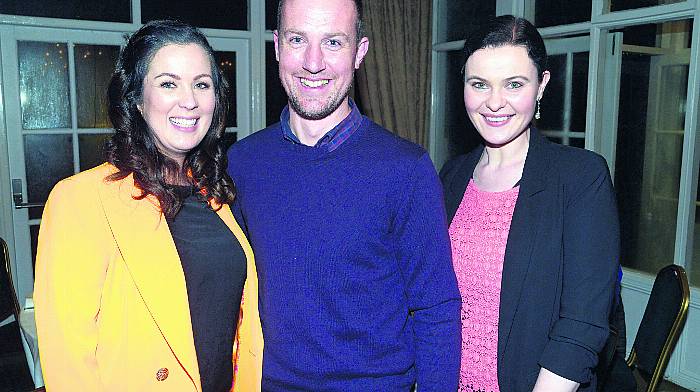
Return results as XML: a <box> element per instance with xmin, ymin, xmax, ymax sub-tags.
<box><xmin>535</xmin><ymin>99</ymin><xmax>541</xmax><ymax>120</ymax></box>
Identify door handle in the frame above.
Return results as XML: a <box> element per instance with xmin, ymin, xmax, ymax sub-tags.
<box><xmin>11</xmin><ymin>179</ymin><xmax>45</xmax><ymax>209</ymax></box>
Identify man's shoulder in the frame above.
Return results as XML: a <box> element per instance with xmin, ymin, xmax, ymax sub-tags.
<box><xmin>358</xmin><ymin>117</ymin><xmax>427</xmax><ymax>160</ymax></box>
<box><xmin>229</xmin><ymin>123</ymin><xmax>282</xmax><ymax>153</ymax></box>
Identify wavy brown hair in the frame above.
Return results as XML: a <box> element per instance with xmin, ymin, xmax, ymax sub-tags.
<box><xmin>105</xmin><ymin>19</ymin><xmax>235</xmax><ymax>218</ymax></box>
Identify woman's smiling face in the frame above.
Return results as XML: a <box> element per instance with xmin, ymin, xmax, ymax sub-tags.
<box><xmin>463</xmin><ymin>44</ymin><xmax>549</xmax><ymax>148</ymax></box>
<box><xmin>138</xmin><ymin>43</ymin><xmax>216</xmax><ymax>165</ymax></box>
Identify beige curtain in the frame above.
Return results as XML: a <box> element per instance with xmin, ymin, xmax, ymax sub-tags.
<box><xmin>356</xmin><ymin>0</ymin><xmax>432</xmax><ymax>147</ymax></box>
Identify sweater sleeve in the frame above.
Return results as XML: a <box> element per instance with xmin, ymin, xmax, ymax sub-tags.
<box><xmin>538</xmin><ymin>154</ymin><xmax>620</xmax><ymax>383</ymax></box>
<box><xmin>393</xmin><ymin>152</ymin><xmax>462</xmax><ymax>391</ymax></box>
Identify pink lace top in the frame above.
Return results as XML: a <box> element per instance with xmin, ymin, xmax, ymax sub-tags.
<box><xmin>449</xmin><ymin>179</ymin><xmax>519</xmax><ymax>392</ymax></box>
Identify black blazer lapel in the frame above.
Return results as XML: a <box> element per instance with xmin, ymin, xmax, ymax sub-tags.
<box><xmin>442</xmin><ymin>145</ymin><xmax>483</xmax><ymax>223</ymax></box>
<box><xmin>497</xmin><ymin>129</ymin><xmax>552</xmax><ymax>363</ymax></box>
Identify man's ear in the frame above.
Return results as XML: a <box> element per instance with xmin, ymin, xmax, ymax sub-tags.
<box><xmin>273</xmin><ymin>30</ymin><xmax>280</xmax><ymax>62</ymax></box>
<box><xmin>354</xmin><ymin>37</ymin><xmax>369</xmax><ymax>69</ymax></box>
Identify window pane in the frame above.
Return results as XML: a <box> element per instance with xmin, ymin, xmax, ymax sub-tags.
<box><xmin>18</xmin><ymin>42</ymin><xmax>71</xmax><ymax>130</ymax></box>
<box><xmin>141</xmin><ymin>0</ymin><xmax>248</xmax><ymax>30</ymax></box>
<box><xmin>214</xmin><ymin>52</ymin><xmax>237</xmax><ymax>128</ymax></box>
<box><xmin>615</xmin><ymin>20</ymin><xmax>691</xmax><ymax>277</ymax></box>
<box><xmin>75</xmin><ymin>45</ymin><xmax>120</xmax><ymax>129</ymax></box>
<box><xmin>443</xmin><ymin>51</ymin><xmax>481</xmax><ymax>160</ymax></box>
<box><xmin>222</xmin><ymin>131</ymin><xmax>237</xmax><ymax>151</ymax></box>
<box><xmin>570</xmin><ymin>137</ymin><xmax>585</xmax><ymax>149</ymax></box>
<box><xmin>24</xmin><ymin>134</ymin><xmax>74</xmax><ymax>205</ymax></box>
<box><xmin>538</xmin><ymin>54</ymin><xmax>565</xmax><ymax>131</ymax></box>
<box><xmin>30</xmin><ymin>225</ymin><xmax>39</xmax><ymax>280</ymax></box>
<box><xmin>435</xmin><ymin>0</ymin><xmax>496</xmax><ymax>43</ymax></box>
<box><xmin>266</xmin><ymin>0</ymin><xmax>280</xmax><ymax>31</ymax></box>
<box><xmin>535</xmin><ymin>0</ymin><xmax>591</xmax><ymax>27</ymax></box>
<box><xmin>538</xmin><ymin>48</ymin><xmax>589</xmax><ymax>147</ymax></box>
<box><xmin>79</xmin><ymin>134</ymin><xmax>111</xmax><ymax>171</ymax></box>
<box><xmin>571</xmin><ymin>52</ymin><xmax>589</xmax><ymax>133</ymax></box>
<box><xmin>266</xmin><ymin>41</ymin><xmax>288</xmax><ymax>126</ymax></box>
<box><xmin>28</xmin><ymin>206</ymin><xmax>44</xmax><ymax>220</ymax></box>
<box><xmin>0</xmin><ymin>0</ymin><xmax>130</xmax><ymax>23</ymax></box>
<box><xmin>610</xmin><ymin>0</ymin><xmax>684</xmax><ymax>13</ymax></box>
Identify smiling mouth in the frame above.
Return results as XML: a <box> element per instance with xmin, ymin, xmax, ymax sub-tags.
<box><xmin>300</xmin><ymin>78</ymin><xmax>330</xmax><ymax>88</ymax></box>
<box><xmin>482</xmin><ymin>114</ymin><xmax>514</xmax><ymax>123</ymax></box>
<box><xmin>169</xmin><ymin>117</ymin><xmax>198</xmax><ymax>127</ymax></box>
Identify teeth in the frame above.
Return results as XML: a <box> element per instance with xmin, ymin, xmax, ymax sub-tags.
<box><xmin>170</xmin><ymin>117</ymin><xmax>196</xmax><ymax>127</ymax></box>
<box><xmin>485</xmin><ymin>116</ymin><xmax>509</xmax><ymax>122</ymax></box>
<box><xmin>300</xmin><ymin>78</ymin><xmax>329</xmax><ymax>88</ymax></box>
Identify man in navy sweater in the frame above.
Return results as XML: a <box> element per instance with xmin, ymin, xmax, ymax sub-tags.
<box><xmin>227</xmin><ymin>0</ymin><xmax>461</xmax><ymax>390</ymax></box>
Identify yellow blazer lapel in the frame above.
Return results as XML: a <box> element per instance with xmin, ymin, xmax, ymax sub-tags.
<box><xmin>98</xmin><ymin>171</ymin><xmax>201</xmax><ymax>388</ymax></box>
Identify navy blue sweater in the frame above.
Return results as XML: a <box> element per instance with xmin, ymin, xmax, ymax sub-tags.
<box><xmin>227</xmin><ymin>117</ymin><xmax>461</xmax><ymax>391</ymax></box>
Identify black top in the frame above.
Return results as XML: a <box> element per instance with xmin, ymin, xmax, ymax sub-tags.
<box><xmin>166</xmin><ymin>187</ymin><xmax>246</xmax><ymax>392</ymax></box>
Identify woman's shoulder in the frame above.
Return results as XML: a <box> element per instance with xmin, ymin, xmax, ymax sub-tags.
<box><xmin>544</xmin><ymin>142</ymin><xmax>611</xmax><ymax>176</ymax></box>
<box><xmin>439</xmin><ymin>147</ymin><xmax>482</xmax><ymax>184</ymax></box>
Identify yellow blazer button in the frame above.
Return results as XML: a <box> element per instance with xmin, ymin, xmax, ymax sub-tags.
<box><xmin>156</xmin><ymin>367</ymin><xmax>169</xmax><ymax>381</ymax></box>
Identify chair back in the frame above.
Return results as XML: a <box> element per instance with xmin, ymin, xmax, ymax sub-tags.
<box><xmin>0</xmin><ymin>236</ymin><xmax>21</xmax><ymax>322</ymax></box>
<box><xmin>627</xmin><ymin>264</ymin><xmax>690</xmax><ymax>392</ymax></box>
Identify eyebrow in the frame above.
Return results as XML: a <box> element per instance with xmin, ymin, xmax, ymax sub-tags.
<box><xmin>283</xmin><ymin>29</ymin><xmax>351</xmax><ymax>40</ymax></box>
<box><xmin>465</xmin><ymin>75</ymin><xmax>532</xmax><ymax>82</ymax></box>
<box><xmin>153</xmin><ymin>72</ymin><xmax>212</xmax><ymax>80</ymax></box>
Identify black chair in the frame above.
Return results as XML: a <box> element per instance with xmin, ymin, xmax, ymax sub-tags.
<box><xmin>0</xmin><ymin>236</ymin><xmax>34</xmax><ymax>391</ymax></box>
<box><xmin>597</xmin><ymin>291</ymin><xmax>636</xmax><ymax>392</ymax></box>
<box><xmin>626</xmin><ymin>264</ymin><xmax>690</xmax><ymax>392</ymax></box>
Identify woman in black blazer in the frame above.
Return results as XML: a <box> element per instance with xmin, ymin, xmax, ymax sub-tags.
<box><xmin>441</xmin><ymin>15</ymin><xmax>620</xmax><ymax>392</ymax></box>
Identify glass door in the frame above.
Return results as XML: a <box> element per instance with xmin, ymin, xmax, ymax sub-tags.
<box><xmin>1</xmin><ymin>26</ymin><xmax>125</xmax><ymax>304</ymax></box>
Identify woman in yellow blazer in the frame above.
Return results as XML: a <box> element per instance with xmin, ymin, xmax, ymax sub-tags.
<box><xmin>34</xmin><ymin>20</ymin><xmax>262</xmax><ymax>391</ymax></box>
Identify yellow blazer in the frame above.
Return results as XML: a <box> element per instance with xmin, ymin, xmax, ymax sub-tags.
<box><xmin>34</xmin><ymin>163</ymin><xmax>262</xmax><ymax>391</ymax></box>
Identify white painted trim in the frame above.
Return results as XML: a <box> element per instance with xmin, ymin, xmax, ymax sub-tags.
<box><xmin>0</xmin><ymin>31</ymin><xmax>17</xmax><ymax>291</ymax></box>
<box><xmin>433</xmin><ymin>41</ymin><xmax>463</xmax><ymax>52</ymax></box>
<box><xmin>678</xmin><ymin>2</ymin><xmax>700</xmax><ymax>275</ymax></box>
<box><xmin>539</xmin><ymin>22</ymin><xmax>592</xmax><ymax>38</ymax></box>
<box><xmin>592</xmin><ymin>1</ymin><xmax>693</xmax><ymax>27</ymax></box>
<box><xmin>248</xmin><ymin>0</ymin><xmax>267</xmax><ymax>136</ymax></box>
<box><xmin>428</xmin><ymin>0</ymin><xmax>445</xmax><ymax>168</ymax></box>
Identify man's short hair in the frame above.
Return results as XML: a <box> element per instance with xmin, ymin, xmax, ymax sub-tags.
<box><xmin>276</xmin><ymin>0</ymin><xmax>365</xmax><ymax>43</ymax></box>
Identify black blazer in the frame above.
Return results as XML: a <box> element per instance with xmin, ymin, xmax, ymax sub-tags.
<box><xmin>441</xmin><ymin>129</ymin><xmax>620</xmax><ymax>392</ymax></box>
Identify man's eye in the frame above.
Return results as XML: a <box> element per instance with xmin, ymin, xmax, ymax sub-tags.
<box><xmin>289</xmin><ymin>36</ymin><xmax>303</xmax><ymax>44</ymax></box>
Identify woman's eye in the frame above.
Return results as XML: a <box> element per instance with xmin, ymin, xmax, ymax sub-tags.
<box><xmin>160</xmin><ymin>81</ymin><xmax>176</xmax><ymax>89</ymax></box>
<box><xmin>471</xmin><ymin>82</ymin><xmax>487</xmax><ymax>90</ymax></box>
<box><xmin>507</xmin><ymin>81</ymin><xmax>523</xmax><ymax>89</ymax></box>
<box><xmin>195</xmin><ymin>81</ymin><xmax>211</xmax><ymax>89</ymax></box>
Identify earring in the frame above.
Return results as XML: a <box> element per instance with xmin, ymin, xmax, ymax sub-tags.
<box><xmin>535</xmin><ymin>99</ymin><xmax>541</xmax><ymax>120</ymax></box>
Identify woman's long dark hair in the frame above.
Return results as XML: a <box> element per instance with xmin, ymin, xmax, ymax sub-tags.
<box><xmin>106</xmin><ymin>19</ymin><xmax>235</xmax><ymax>218</ymax></box>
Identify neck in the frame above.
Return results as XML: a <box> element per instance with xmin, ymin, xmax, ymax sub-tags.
<box><xmin>482</xmin><ymin>127</ymin><xmax>530</xmax><ymax>167</ymax></box>
<box><xmin>473</xmin><ymin>128</ymin><xmax>530</xmax><ymax>192</ymax></box>
<box><xmin>288</xmin><ymin>98</ymin><xmax>351</xmax><ymax>146</ymax></box>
